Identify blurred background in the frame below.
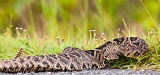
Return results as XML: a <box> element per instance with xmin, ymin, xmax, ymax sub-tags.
<box><xmin>0</xmin><ymin>0</ymin><xmax>159</xmax><ymax>38</ymax></box>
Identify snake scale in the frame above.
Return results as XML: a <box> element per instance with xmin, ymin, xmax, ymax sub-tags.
<box><xmin>0</xmin><ymin>37</ymin><xmax>148</xmax><ymax>73</ymax></box>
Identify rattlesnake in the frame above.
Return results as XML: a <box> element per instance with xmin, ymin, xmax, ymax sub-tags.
<box><xmin>0</xmin><ymin>37</ymin><xmax>148</xmax><ymax>73</ymax></box>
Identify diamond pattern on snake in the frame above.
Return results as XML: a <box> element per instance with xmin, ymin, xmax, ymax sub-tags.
<box><xmin>0</xmin><ymin>37</ymin><xmax>148</xmax><ymax>73</ymax></box>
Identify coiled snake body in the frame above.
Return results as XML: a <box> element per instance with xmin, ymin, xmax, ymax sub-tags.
<box><xmin>0</xmin><ymin>37</ymin><xmax>148</xmax><ymax>73</ymax></box>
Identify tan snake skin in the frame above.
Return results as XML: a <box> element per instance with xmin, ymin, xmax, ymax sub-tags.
<box><xmin>0</xmin><ymin>37</ymin><xmax>148</xmax><ymax>73</ymax></box>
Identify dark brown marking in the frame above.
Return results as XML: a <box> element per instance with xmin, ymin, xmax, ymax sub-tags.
<box><xmin>60</xmin><ymin>59</ymin><xmax>68</xmax><ymax>64</ymax></box>
<box><xmin>61</xmin><ymin>54</ymin><xmax>70</xmax><ymax>59</ymax></box>
<box><xmin>39</xmin><ymin>55</ymin><xmax>45</xmax><ymax>59</ymax></box>
<box><xmin>59</xmin><ymin>54</ymin><xmax>69</xmax><ymax>59</ymax></box>
<box><xmin>74</xmin><ymin>59</ymin><xmax>80</xmax><ymax>65</ymax></box>
<box><xmin>70</xmin><ymin>63</ymin><xmax>75</xmax><ymax>70</ymax></box>
<box><xmin>30</xmin><ymin>61</ymin><xmax>34</xmax><ymax>67</ymax></box>
<box><xmin>34</xmin><ymin>57</ymin><xmax>40</xmax><ymax>62</ymax></box>
<box><xmin>98</xmin><ymin>54</ymin><xmax>101</xmax><ymax>61</ymax></box>
<box><xmin>9</xmin><ymin>65</ymin><xmax>13</xmax><ymax>69</ymax></box>
<box><xmin>25</xmin><ymin>63</ymin><xmax>29</xmax><ymax>68</ymax></box>
<box><xmin>113</xmin><ymin>38</ymin><xmax>123</xmax><ymax>45</ymax></box>
<box><xmin>26</xmin><ymin>56</ymin><xmax>31</xmax><ymax>59</ymax></box>
<box><xmin>42</xmin><ymin>61</ymin><xmax>49</xmax><ymax>65</ymax></box>
<box><xmin>48</xmin><ymin>57</ymin><xmax>54</xmax><ymax>64</ymax></box>
<box><xmin>82</xmin><ymin>63</ymin><xmax>86</xmax><ymax>69</ymax></box>
<box><xmin>34</xmin><ymin>64</ymin><xmax>41</xmax><ymax>72</ymax></box>
<box><xmin>130</xmin><ymin>37</ymin><xmax>137</xmax><ymax>41</ymax></box>
<box><xmin>133</xmin><ymin>41</ymin><xmax>140</xmax><ymax>46</ymax></box>
<box><xmin>70</xmin><ymin>52</ymin><xmax>80</xmax><ymax>58</ymax></box>
<box><xmin>134</xmin><ymin>53</ymin><xmax>139</xmax><ymax>56</ymax></box>
<box><xmin>2</xmin><ymin>67</ymin><xmax>7</xmax><ymax>72</ymax></box>
<box><xmin>14</xmin><ymin>62</ymin><xmax>18</xmax><ymax>66</ymax></box>
<box><xmin>92</xmin><ymin>64</ymin><xmax>98</xmax><ymax>69</ymax></box>
<box><xmin>85</xmin><ymin>50</ymin><xmax>94</xmax><ymax>56</ymax></box>
<box><xmin>57</xmin><ymin>55</ymin><xmax>62</xmax><ymax>59</ymax></box>
<box><xmin>4</xmin><ymin>61</ymin><xmax>9</xmax><ymax>63</ymax></box>
<box><xmin>69</xmin><ymin>54</ymin><xmax>76</xmax><ymax>58</ymax></box>
<box><xmin>96</xmin><ymin>41</ymin><xmax>112</xmax><ymax>50</ymax></box>
<box><xmin>56</xmin><ymin>62</ymin><xmax>61</xmax><ymax>68</ymax></box>
<box><xmin>49</xmin><ymin>55</ymin><xmax>57</xmax><ymax>59</ymax></box>
<box><xmin>12</xmin><ymin>59</ymin><xmax>16</xmax><ymax>61</ymax></box>
<box><xmin>19</xmin><ymin>58</ymin><xmax>25</xmax><ymax>63</ymax></box>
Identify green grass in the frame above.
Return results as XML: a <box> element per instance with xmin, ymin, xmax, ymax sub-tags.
<box><xmin>0</xmin><ymin>27</ymin><xmax>105</xmax><ymax>60</ymax></box>
<box><xmin>0</xmin><ymin>0</ymin><xmax>160</xmax><ymax>71</ymax></box>
<box><xmin>0</xmin><ymin>26</ymin><xmax>160</xmax><ymax>71</ymax></box>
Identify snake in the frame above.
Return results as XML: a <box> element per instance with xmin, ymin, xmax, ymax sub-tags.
<box><xmin>0</xmin><ymin>37</ymin><xmax>148</xmax><ymax>73</ymax></box>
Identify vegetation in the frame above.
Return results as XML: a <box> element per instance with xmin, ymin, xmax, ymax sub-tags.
<box><xmin>0</xmin><ymin>0</ymin><xmax>160</xmax><ymax>71</ymax></box>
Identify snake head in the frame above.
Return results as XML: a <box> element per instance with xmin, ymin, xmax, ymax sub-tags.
<box><xmin>96</xmin><ymin>37</ymin><xmax>149</xmax><ymax>60</ymax></box>
<box><xmin>114</xmin><ymin>37</ymin><xmax>149</xmax><ymax>57</ymax></box>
